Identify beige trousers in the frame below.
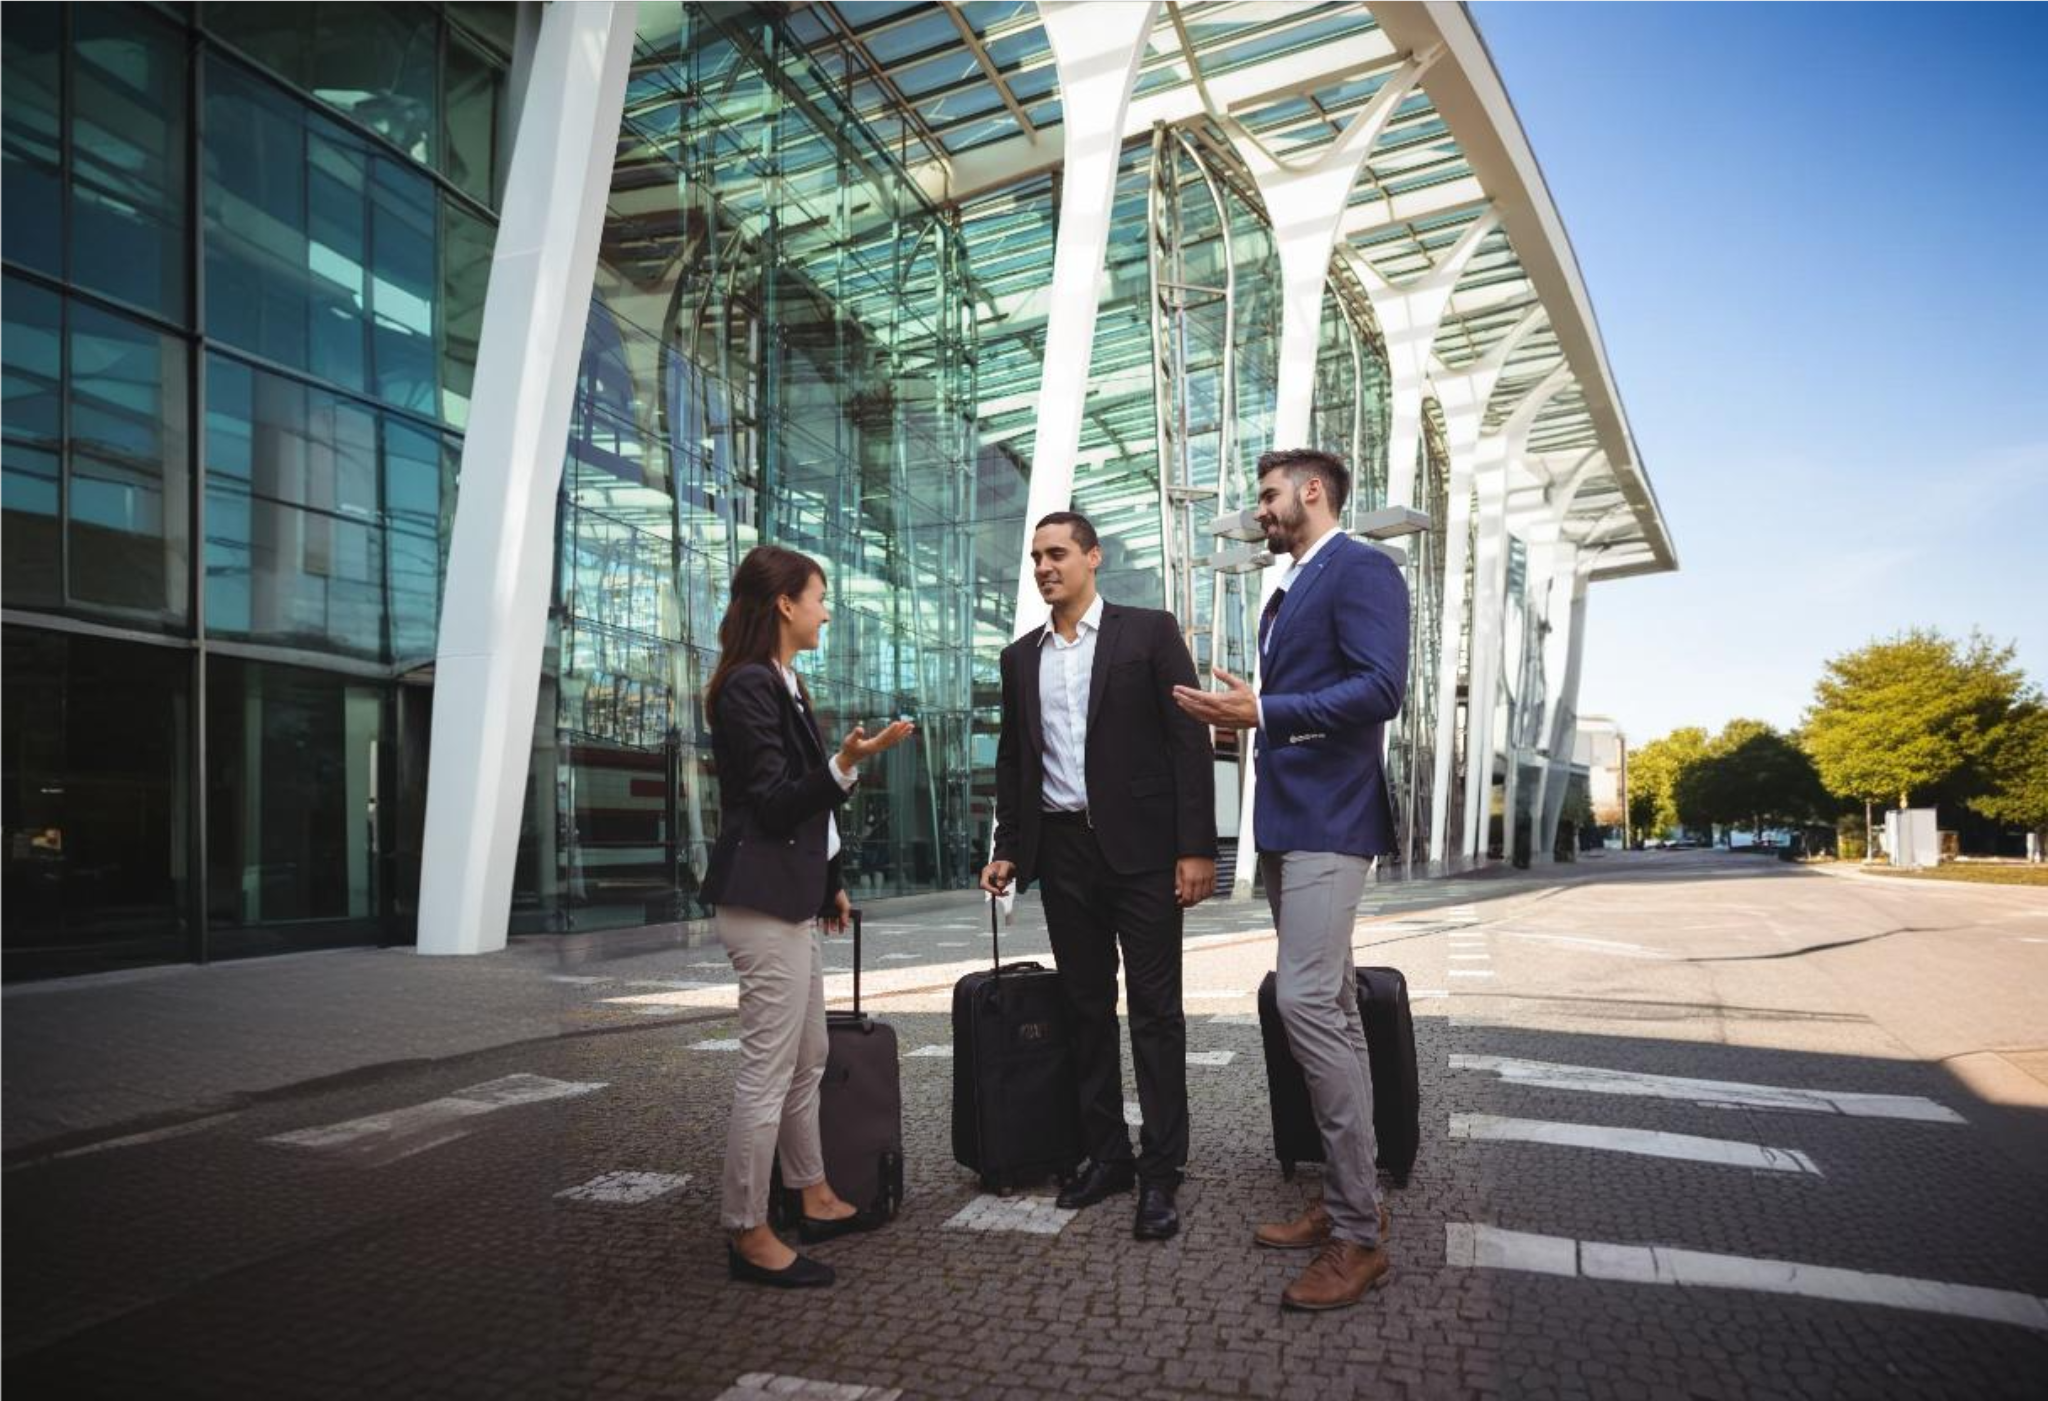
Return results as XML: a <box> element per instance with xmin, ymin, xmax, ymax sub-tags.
<box><xmin>716</xmin><ymin>904</ymin><xmax>829</xmax><ymax>1230</ymax></box>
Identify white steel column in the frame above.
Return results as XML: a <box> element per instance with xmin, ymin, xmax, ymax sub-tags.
<box><xmin>1458</xmin><ymin>361</ymin><xmax>1569</xmax><ymax>863</ymax></box>
<box><xmin>1211</xmin><ymin>53</ymin><xmax>1437</xmax><ymax>897</ymax></box>
<box><xmin>1006</xmin><ymin>1</ymin><xmax>1158</xmax><ymax>638</ymax></box>
<box><xmin>1420</xmin><ymin>305</ymin><xmax>1545</xmax><ymax>868</ymax></box>
<box><xmin>1534</xmin><ymin>553</ymin><xmax>1591</xmax><ymax>861</ymax></box>
<box><xmin>415</xmin><ymin>1</ymin><xmax>637</xmax><ymax>956</ymax></box>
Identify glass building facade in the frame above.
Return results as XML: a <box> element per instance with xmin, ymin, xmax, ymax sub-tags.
<box><xmin>4</xmin><ymin>1</ymin><xmax>1509</xmax><ymax>978</ymax></box>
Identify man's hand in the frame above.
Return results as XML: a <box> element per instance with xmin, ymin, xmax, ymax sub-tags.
<box><xmin>1175</xmin><ymin>856</ymin><xmax>1216</xmax><ymax>909</ymax></box>
<box><xmin>823</xmin><ymin>888</ymin><xmax>853</xmax><ymax>934</ymax></box>
<box><xmin>838</xmin><ymin>719</ymin><xmax>916</xmax><ymax>770</ymax></box>
<box><xmin>979</xmin><ymin>859</ymin><xmax>1017</xmax><ymax>897</ymax></box>
<box><xmin>1172</xmin><ymin>668</ymin><xmax>1259</xmax><ymax>728</ymax></box>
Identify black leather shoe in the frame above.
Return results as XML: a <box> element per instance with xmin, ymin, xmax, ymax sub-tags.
<box><xmin>1133</xmin><ymin>1181</ymin><xmax>1180</xmax><ymax>1241</ymax></box>
<box><xmin>1056</xmin><ymin>1158</ymin><xmax>1136</xmax><ymax>1210</ymax></box>
<box><xmin>727</xmin><ymin>1242</ymin><xmax>835</xmax><ymax>1289</ymax></box>
<box><xmin>797</xmin><ymin>1205</ymin><xmax>888</xmax><ymax>1245</ymax></box>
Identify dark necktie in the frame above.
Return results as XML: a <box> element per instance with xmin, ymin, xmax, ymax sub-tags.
<box><xmin>1259</xmin><ymin>586</ymin><xmax>1287</xmax><ymax>653</ymax></box>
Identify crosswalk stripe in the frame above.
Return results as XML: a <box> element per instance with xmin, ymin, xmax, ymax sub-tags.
<box><xmin>1449</xmin><ymin>1113</ymin><xmax>1821</xmax><ymax>1174</ymax></box>
<box><xmin>266</xmin><ymin>1074</ymin><xmax>605</xmax><ymax>1161</ymax></box>
<box><xmin>1452</xmin><ymin>1055</ymin><xmax>1964</xmax><ymax>1123</ymax></box>
<box><xmin>1445</xmin><ymin>1223</ymin><xmax>2048</xmax><ymax>1332</ymax></box>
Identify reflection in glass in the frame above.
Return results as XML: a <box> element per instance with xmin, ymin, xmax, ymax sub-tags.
<box><xmin>70</xmin><ymin>4</ymin><xmax>188</xmax><ymax>320</ymax></box>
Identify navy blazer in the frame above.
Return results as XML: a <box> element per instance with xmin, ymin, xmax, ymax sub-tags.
<box><xmin>700</xmin><ymin>662</ymin><xmax>850</xmax><ymax>922</ymax></box>
<box><xmin>1254</xmin><ymin>534</ymin><xmax>1410</xmax><ymax>858</ymax></box>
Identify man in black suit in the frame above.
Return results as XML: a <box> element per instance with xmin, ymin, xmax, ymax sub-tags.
<box><xmin>980</xmin><ymin>511</ymin><xmax>1217</xmax><ymax>1240</ymax></box>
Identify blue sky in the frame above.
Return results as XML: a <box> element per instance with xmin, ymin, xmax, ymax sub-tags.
<box><xmin>1469</xmin><ymin>2</ymin><xmax>2048</xmax><ymax>745</ymax></box>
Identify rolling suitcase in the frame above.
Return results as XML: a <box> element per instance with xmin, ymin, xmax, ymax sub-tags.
<box><xmin>951</xmin><ymin>896</ymin><xmax>1083</xmax><ymax>1192</ymax></box>
<box><xmin>1256</xmin><ymin>965</ymin><xmax>1420</xmax><ymax>1186</ymax></box>
<box><xmin>771</xmin><ymin>909</ymin><xmax>905</xmax><ymax>1224</ymax></box>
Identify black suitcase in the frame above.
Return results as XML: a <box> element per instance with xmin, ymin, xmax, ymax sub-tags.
<box><xmin>951</xmin><ymin>897</ymin><xmax>1083</xmax><ymax>1192</ymax></box>
<box><xmin>1256</xmin><ymin>965</ymin><xmax>1420</xmax><ymax>1186</ymax></box>
<box><xmin>771</xmin><ymin>909</ymin><xmax>904</xmax><ymax>1224</ymax></box>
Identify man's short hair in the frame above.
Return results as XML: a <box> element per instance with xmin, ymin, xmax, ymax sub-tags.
<box><xmin>1034</xmin><ymin>510</ymin><xmax>1099</xmax><ymax>552</ymax></box>
<box><xmin>1257</xmin><ymin>448</ymin><xmax>1350</xmax><ymax>515</ymax></box>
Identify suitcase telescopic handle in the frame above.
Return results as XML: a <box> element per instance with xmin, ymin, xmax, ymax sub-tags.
<box><xmin>851</xmin><ymin>906</ymin><xmax>862</xmax><ymax>1014</ymax></box>
<box><xmin>989</xmin><ymin>891</ymin><xmax>1001</xmax><ymax>982</ymax></box>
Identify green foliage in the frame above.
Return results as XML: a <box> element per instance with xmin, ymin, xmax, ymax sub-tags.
<box><xmin>1626</xmin><ymin>726</ymin><xmax>1707</xmax><ymax>837</ymax></box>
<box><xmin>1802</xmin><ymin>630</ymin><xmax>2028</xmax><ymax>808</ymax></box>
<box><xmin>1673</xmin><ymin>719</ymin><xmax>1833</xmax><ymax>833</ymax></box>
<box><xmin>1969</xmin><ymin>702</ymin><xmax>2048</xmax><ymax>833</ymax></box>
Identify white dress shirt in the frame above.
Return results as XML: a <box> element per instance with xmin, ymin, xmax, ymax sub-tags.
<box><xmin>1256</xmin><ymin>524</ymin><xmax>1345</xmax><ymax>732</ymax></box>
<box><xmin>1037</xmin><ymin>592</ymin><xmax>1104</xmax><ymax>813</ymax></box>
<box><xmin>773</xmin><ymin>662</ymin><xmax>856</xmax><ymax>859</ymax></box>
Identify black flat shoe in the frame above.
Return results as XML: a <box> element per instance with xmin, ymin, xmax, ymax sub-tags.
<box><xmin>726</xmin><ymin>1242</ymin><xmax>835</xmax><ymax>1289</ymax></box>
<box><xmin>797</xmin><ymin>1206</ymin><xmax>888</xmax><ymax>1245</ymax></box>
<box><xmin>1056</xmin><ymin>1158</ymin><xmax>1136</xmax><ymax>1211</ymax></box>
<box><xmin>1133</xmin><ymin>1181</ymin><xmax>1180</xmax><ymax>1241</ymax></box>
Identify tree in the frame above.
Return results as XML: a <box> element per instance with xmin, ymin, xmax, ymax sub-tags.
<box><xmin>1803</xmin><ymin>630</ymin><xmax>2028</xmax><ymax>810</ymax></box>
<box><xmin>1970</xmin><ymin>702</ymin><xmax>2048</xmax><ymax>858</ymax></box>
<box><xmin>1674</xmin><ymin>719</ymin><xmax>1833</xmax><ymax>837</ymax></box>
<box><xmin>1626</xmin><ymin>727</ymin><xmax>1709</xmax><ymax>839</ymax></box>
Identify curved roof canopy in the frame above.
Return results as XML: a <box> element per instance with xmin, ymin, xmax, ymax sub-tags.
<box><xmin>782</xmin><ymin>1</ymin><xmax>1674</xmax><ymax>580</ymax></box>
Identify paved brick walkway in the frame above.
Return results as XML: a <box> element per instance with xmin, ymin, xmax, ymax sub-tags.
<box><xmin>6</xmin><ymin>855</ymin><xmax>2045</xmax><ymax>1397</ymax></box>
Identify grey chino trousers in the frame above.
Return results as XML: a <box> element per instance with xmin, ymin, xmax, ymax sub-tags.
<box><xmin>716</xmin><ymin>905</ymin><xmax>829</xmax><ymax>1230</ymax></box>
<box><xmin>1261</xmin><ymin>850</ymin><xmax>1383</xmax><ymax>1247</ymax></box>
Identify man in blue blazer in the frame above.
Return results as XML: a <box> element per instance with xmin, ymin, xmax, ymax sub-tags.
<box><xmin>1174</xmin><ymin>447</ymin><xmax>1409</xmax><ymax>1311</ymax></box>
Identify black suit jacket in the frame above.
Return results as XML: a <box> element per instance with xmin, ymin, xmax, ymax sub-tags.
<box><xmin>700</xmin><ymin>662</ymin><xmax>849</xmax><ymax>923</ymax></box>
<box><xmin>991</xmin><ymin>602</ymin><xmax>1217</xmax><ymax>890</ymax></box>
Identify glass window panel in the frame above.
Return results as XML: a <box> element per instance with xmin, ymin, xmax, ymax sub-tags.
<box><xmin>205</xmin><ymin>655</ymin><xmax>386</xmax><ymax>941</ymax></box>
<box><xmin>69</xmin><ymin>4</ymin><xmax>188</xmax><ymax>321</ymax></box>
<box><xmin>67</xmin><ymin>301</ymin><xmax>189</xmax><ymax>621</ymax></box>
<box><xmin>309</xmin><ymin>2</ymin><xmax>437</xmax><ymax>165</ymax></box>
<box><xmin>200</xmin><ymin>2</ymin><xmax>311</xmax><ymax>86</ymax></box>
<box><xmin>443</xmin><ymin>33</ymin><xmax>502</xmax><ymax>208</ymax></box>
<box><xmin>305</xmin><ymin>128</ymin><xmax>370</xmax><ymax>392</ymax></box>
<box><xmin>438</xmin><ymin>199</ymin><xmax>493</xmax><ymax>430</ymax></box>
<box><xmin>203</xmin><ymin>58</ymin><xmax>311</xmax><ymax>373</ymax></box>
<box><xmin>1</xmin><ymin>2</ymin><xmax>63</xmax><ymax>280</ymax></box>
<box><xmin>2</xmin><ymin>630</ymin><xmax>190</xmax><ymax>976</ymax></box>
<box><xmin>2</xmin><ymin>276</ymin><xmax>63</xmax><ymax>607</ymax></box>
<box><xmin>447</xmin><ymin>3</ymin><xmax>519</xmax><ymax>60</ymax></box>
<box><xmin>369</xmin><ymin>158</ymin><xmax>437</xmax><ymax>413</ymax></box>
<box><xmin>383</xmin><ymin>418</ymin><xmax>442</xmax><ymax>663</ymax></box>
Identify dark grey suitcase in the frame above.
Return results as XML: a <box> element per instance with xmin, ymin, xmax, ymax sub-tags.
<box><xmin>950</xmin><ymin>897</ymin><xmax>1082</xmax><ymax>1192</ymax></box>
<box><xmin>1256</xmin><ymin>965</ymin><xmax>1420</xmax><ymax>1186</ymax></box>
<box><xmin>772</xmin><ymin>909</ymin><xmax>904</xmax><ymax>1222</ymax></box>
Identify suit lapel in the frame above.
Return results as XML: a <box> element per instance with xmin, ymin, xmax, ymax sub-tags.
<box><xmin>1266</xmin><ymin>537</ymin><xmax>1345</xmax><ymax>658</ymax></box>
<box><xmin>1086</xmin><ymin>605</ymin><xmax>1123</xmax><ymax>729</ymax></box>
<box><xmin>1017</xmin><ymin>626</ymin><xmax>1047</xmax><ymax>754</ymax></box>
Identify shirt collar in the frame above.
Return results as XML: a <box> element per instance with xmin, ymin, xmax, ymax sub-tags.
<box><xmin>772</xmin><ymin>660</ymin><xmax>801</xmax><ymax>697</ymax></box>
<box><xmin>1286</xmin><ymin>525</ymin><xmax>1345</xmax><ymax>577</ymax></box>
<box><xmin>1039</xmin><ymin>592</ymin><xmax>1106</xmax><ymax>647</ymax></box>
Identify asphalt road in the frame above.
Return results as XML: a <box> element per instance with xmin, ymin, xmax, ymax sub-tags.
<box><xmin>5</xmin><ymin>852</ymin><xmax>2044</xmax><ymax>1399</ymax></box>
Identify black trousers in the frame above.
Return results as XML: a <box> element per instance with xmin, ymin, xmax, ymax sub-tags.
<box><xmin>1037</xmin><ymin>816</ymin><xmax>1187</xmax><ymax>1183</ymax></box>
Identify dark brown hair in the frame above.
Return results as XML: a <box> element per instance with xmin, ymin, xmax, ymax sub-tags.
<box><xmin>1033</xmin><ymin>510</ymin><xmax>1099</xmax><ymax>552</ymax></box>
<box><xmin>705</xmin><ymin>544</ymin><xmax>826</xmax><ymax>722</ymax></box>
<box><xmin>1257</xmin><ymin>447</ymin><xmax>1351</xmax><ymax>515</ymax></box>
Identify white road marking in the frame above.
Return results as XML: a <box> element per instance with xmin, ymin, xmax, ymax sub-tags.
<box><xmin>547</xmin><ymin>975</ymin><xmax>610</xmax><ymax>985</ymax></box>
<box><xmin>1186</xmin><ymin>1050</ymin><xmax>1236</xmax><ymax>1066</ymax></box>
<box><xmin>1444</xmin><ymin>1223</ymin><xmax>2048</xmax><ymax>1332</ymax></box>
<box><xmin>266</xmin><ymin>1075</ymin><xmax>603</xmax><ymax>1162</ymax></box>
<box><xmin>1209</xmin><ymin>1012</ymin><xmax>1261</xmax><ymax>1025</ymax></box>
<box><xmin>879</xmin><ymin>953</ymin><xmax>917</xmax><ymax>961</ymax></box>
<box><xmin>14</xmin><ymin>1112</ymin><xmax>241</xmax><ymax>1169</ymax></box>
<box><xmin>1449</xmin><ymin>954</ymin><xmax>1492</xmax><ymax>962</ymax></box>
<box><xmin>623</xmin><ymin>979</ymin><xmax>712</xmax><ymax>990</ymax></box>
<box><xmin>935</xmin><ymin>941</ymin><xmax>969</xmax><ymax>948</ymax></box>
<box><xmin>1184</xmin><ymin>990</ymin><xmax>1255</xmax><ymax>1000</ymax></box>
<box><xmin>556</xmin><ymin>1171</ymin><xmax>691</xmax><ymax>1204</ymax></box>
<box><xmin>714</xmin><ymin>1373</ymin><xmax>903</xmax><ymax>1401</ymax></box>
<box><xmin>686</xmin><ymin>961</ymin><xmax>730</xmax><ymax>970</ymax></box>
<box><xmin>1449</xmin><ymin>1113</ymin><xmax>1821</xmax><ymax>1175</ymax></box>
<box><xmin>907</xmin><ymin>1044</ymin><xmax>952</xmax><ymax>1058</ymax></box>
<box><xmin>1452</xmin><ymin>1055</ymin><xmax>1966</xmax><ymax>1123</ymax></box>
<box><xmin>1499</xmin><ymin>932</ymin><xmax>1670</xmax><ymax>960</ymax></box>
<box><xmin>1411</xmin><ymin>989</ymin><xmax>1451</xmax><ymax>1000</ymax></box>
<box><xmin>691</xmin><ymin>1038</ymin><xmax>744</xmax><ymax>1052</ymax></box>
<box><xmin>602</xmin><ymin>985</ymin><xmax>721</xmax><ymax>1008</ymax></box>
<box><xmin>1450</xmin><ymin>969</ymin><xmax>1496</xmax><ymax>979</ymax></box>
<box><xmin>942</xmin><ymin>1194</ymin><xmax>1077</xmax><ymax>1236</ymax></box>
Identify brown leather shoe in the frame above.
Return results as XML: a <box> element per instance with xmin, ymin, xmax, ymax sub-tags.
<box><xmin>1254</xmin><ymin>1199</ymin><xmax>1391</xmax><ymax>1250</ymax></box>
<box><xmin>1280</xmin><ymin>1239</ymin><xmax>1392</xmax><ymax>1311</ymax></box>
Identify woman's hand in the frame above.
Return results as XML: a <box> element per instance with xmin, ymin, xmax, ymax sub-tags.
<box><xmin>824</xmin><ymin>888</ymin><xmax>853</xmax><ymax>934</ymax></box>
<box><xmin>837</xmin><ymin>719</ymin><xmax>916</xmax><ymax>770</ymax></box>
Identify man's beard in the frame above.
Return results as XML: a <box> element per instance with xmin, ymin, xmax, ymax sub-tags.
<box><xmin>1265</xmin><ymin>499</ymin><xmax>1308</xmax><ymax>555</ymax></box>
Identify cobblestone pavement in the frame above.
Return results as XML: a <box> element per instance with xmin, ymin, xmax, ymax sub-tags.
<box><xmin>6</xmin><ymin>853</ymin><xmax>2046</xmax><ymax>1398</ymax></box>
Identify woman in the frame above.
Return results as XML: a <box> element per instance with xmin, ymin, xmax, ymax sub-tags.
<box><xmin>701</xmin><ymin>544</ymin><xmax>914</xmax><ymax>1289</ymax></box>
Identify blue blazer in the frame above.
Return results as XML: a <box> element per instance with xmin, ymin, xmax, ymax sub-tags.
<box><xmin>1254</xmin><ymin>533</ymin><xmax>1411</xmax><ymax>857</ymax></box>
